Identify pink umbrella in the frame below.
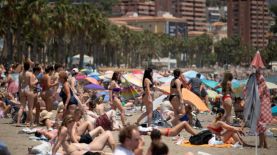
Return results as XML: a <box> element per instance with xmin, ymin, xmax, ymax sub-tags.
<box><xmin>85</xmin><ymin>77</ymin><xmax>99</xmax><ymax>85</ymax></box>
<box><xmin>251</xmin><ymin>51</ymin><xmax>265</xmax><ymax>69</ymax></box>
<box><xmin>132</xmin><ymin>70</ymin><xmax>143</xmax><ymax>74</ymax></box>
<box><xmin>76</xmin><ymin>74</ymin><xmax>87</xmax><ymax>80</ymax></box>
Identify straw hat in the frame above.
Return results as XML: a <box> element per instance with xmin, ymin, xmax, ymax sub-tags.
<box><xmin>39</xmin><ymin>110</ymin><xmax>53</xmax><ymax>123</ymax></box>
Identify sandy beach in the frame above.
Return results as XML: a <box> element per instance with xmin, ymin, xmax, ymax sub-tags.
<box><xmin>1</xmin><ymin>111</ymin><xmax>277</xmax><ymax>155</ymax></box>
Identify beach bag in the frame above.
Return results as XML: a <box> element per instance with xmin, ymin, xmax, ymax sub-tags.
<box><xmin>189</xmin><ymin>130</ymin><xmax>213</xmax><ymax>145</ymax></box>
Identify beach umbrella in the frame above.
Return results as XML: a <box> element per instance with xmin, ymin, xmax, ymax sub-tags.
<box><xmin>85</xmin><ymin>77</ymin><xmax>99</xmax><ymax>85</ymax></box>
<box><xmin>244</xmin><ymin>74</ymin><xmax>261</xmax><ymax>155</ymax></box>
<box><xmin>80</xmin><ymin>69</ymin><xmax>93</xmax><ymax>74</ymax></box>
<box><xmin>132</xmin><ymin>70</ymin><xmax>143</xmax><ymax>74</ymax></box>
<box><xmin>266</xmin><ymin>82</ymin><xmax>277</xmax><ymax>89</ymax></box>
<box><xmin>272</xmin><ymin>106</ymin><xmax>277</xmax><ymax>116</ymax></box>
<box><xmin>76</xmin><ymin>74</ymin><xmax>87</xmax><ymax>80</ymax></box>
<box><xmin>156</xmin><ymin>84</ymin><xmax>209</xmax><ymax>112</ymax></box>
<box><xmin>121</xmin><ymin>85</ymin><xmax>140</xmax><ymax>100</ymax></box>
<box><xmin>104</xmin><ymin>71</ymin><xmax>114</xmax><ymax>79</ymax></box>
<box><xmin>97</xmin><ymin>91</ymin><xmax>110</xmax><ymax>102</ymax></box>
<box><xmin>122</xmin><ymin>73</ymin><xmax>142</xmax><ymax>87</ymax></box>
<box><xmin>182</xmin><ymin>88</ymin><xmax>210</xmax><ymax>112</ymax></box>
<box><xmin>201</xmin><ymin>79</ymin><xmax>219</xmax><ymax>89</ymax></box>
<box><xmin>84</xmin><ymin>83</ymin><xmax>105</xmax><ymax>90</ymax></box>
<box><xmin>183</xmin><ymin>70</ymin><xmax>206</xmax><ymax>79</ymax></box>
<box><xmin>251</xmin><ymin>51</ymin><xmax>265</xmax><ymax>69</ymax></box>
<box><xmin>88</xmin><ymin>72</ymin><xmax>99</xmax><ymax>76</ymax></box>
<box><xmin>153</xmin><ymin>95</ymin><xmax>168</xmax><ymax>110</ymax></box>
<box><xmin>206</xmin><ymin>89</ymin><xmax>219</xmax><ymax>99</ymax></box>
<box><xmin>158</xmin><ymin>76</ymin><xmax>174</xmax><ymax>83</ymax></box>
<box><xmin>88</xmin><ymin>74</ymin><xmax>100</xmax><ymax>80</ymax></box>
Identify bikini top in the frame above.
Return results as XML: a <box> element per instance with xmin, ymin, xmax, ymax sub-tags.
<box><xmin>171</xmin><ymin>80</ymin><xmax>184</xmax><ymax>89</ymax></box>
<box><xmin>207</xmin><ymin>124</ymin><xmax>223</xmax><ymax>133</ymax></box>
<box><xmin>143</xmin><ymin>79</ymin><xmax>153</xmax><ymax>91</ymax></box>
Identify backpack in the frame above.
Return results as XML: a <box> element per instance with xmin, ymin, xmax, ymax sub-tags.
<box><xmin>189</xmin><ymin>130</ymin><xmax>213</xmax><ymax>145</ymax></box>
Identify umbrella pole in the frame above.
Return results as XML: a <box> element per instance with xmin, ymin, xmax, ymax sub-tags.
<box><xmin>255</xmin><ymin>132</ymin><xmax>258</xmax><ymax>155</ymax></box>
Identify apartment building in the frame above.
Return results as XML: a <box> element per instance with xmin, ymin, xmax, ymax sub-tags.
<box><xmin>227</xmin><ymin>0</ymin><xmax>272</xmax><ymax>49</ymax></box>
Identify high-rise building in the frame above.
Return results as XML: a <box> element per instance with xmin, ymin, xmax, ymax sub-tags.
<box><xmin>171</xmin><ymin>0</ymin><xmax>207</xmax><ymax>32</ymax></box>
<box><xmin>227</xmin><ymin>0</ymin><xmax>272</xmax><ymax>49</ymax></box>
<box><xmin>112</xmin><ymin>0</ymin><xmax>155</xmax><ymax>16</ymax></box>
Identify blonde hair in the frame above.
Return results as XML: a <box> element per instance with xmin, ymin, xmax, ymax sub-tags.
<box><xmin>59</xmin><ymin>71</ymin><xmax>68</xmax><ymax>81</ymax></box>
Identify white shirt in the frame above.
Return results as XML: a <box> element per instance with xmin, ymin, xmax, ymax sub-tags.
<box><xmin>113</xmin><ymin>145</ymin><xmax>134</xmax><ymax>155</ymax></box>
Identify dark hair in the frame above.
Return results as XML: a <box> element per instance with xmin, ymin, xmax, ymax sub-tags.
<box><xmin>118</xmin><ymin>125</ymin><xmax>138</xmax><ymax>144</ymax></box>
<box><xmin>83</xmin><ymin>152</ymin><xmax>101</xmax><ymax>155</ymax></box>
<box><xmin>54</xmin><ymin>64</ymin><xmax>63</xmax><ymax>71</ymax></box>
<box><xmin>173</xmin><ymin>69</ymin><xmax>181</xmax><ymax>79</ymax></box>
<box><xmin>222</xmin><ymin>72</ymin><xmax>233</xmax><ymax>92</ymax></box>
<box><xmin>142</xmin><ymin>68</ymin><xmax>153</xmax><ymax>89</ymax></box>
<box><xmin>150</xmin><ymin>129</ymin><xmax>161</xmax><ymax>141</ymax></box>
<box><xmin>33</xmin><ymin>66</ymin><xmax>41</xmax><ymax>73</ymax></box>
<box><xmin>196</xmin><ymin>73</ymin><xmax>201</xmax><ymax>78</ymax></box>
<box><xmin>111</xmin><ymin>72</ymin><xmax>121</xmax><ymax>84</ymax></box>
<box><xmin>23</xmin><ymin>62</ymin><xmax>30</xmax><ymax>71</ymax></box>
<box><xmin>45</xmin><ymin>65</ymin><xmax>54</xmax><ymax>73</ymax></box>
<box><xmin>151</xmin><ymin>142</ymin><xmax>169</xmax><ymax>155</ymax></box>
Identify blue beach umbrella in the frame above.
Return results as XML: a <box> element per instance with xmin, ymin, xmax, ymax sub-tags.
<box><xmin>84</xmin><ymin>83</ymin><xmax>105</xmax><ymax>90</ymax></box>
<box><xmin>184</xmin><ymin>70</ymin><xmax>206</xmax><ymax>79</ymax></box>
<box><xmin>158</xmin><ymin>76</ymin><xmax>174</xmax><ymax>83</ymax></box>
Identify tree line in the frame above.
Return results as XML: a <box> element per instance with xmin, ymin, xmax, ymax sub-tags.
<box><xmin>0</xmin><ymin>0</ymin><xmax>276</xmax><ymax>68</ymax></box>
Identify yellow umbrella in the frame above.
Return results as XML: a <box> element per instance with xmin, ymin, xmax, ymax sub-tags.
<box><xmin>266</xmin><ymin>82</ymin><xmax>277</xmax><ymax>89</ymax></box>
<box><xmin>206</xmin><ymin>89</ymin><xmax>219</xmax><ymax>99</ymax></box>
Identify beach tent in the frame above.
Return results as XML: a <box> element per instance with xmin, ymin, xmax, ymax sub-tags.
<box><xmin>183</xmin><ymin>70</ymin><xmax>206</xmax><ymax>79</ymax></box>
<box><xmin>72</xmin><ymin>54</ymin><xmax>93</xmax><ymax>65</ymax></box>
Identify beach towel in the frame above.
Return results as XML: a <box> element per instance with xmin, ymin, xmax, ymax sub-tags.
<box><xmin>179</xmin><ymin>140</ymin><xmax>232</xmax><ymax>148</ymax></box>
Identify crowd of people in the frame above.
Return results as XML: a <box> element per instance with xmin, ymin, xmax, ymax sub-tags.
<box><xmin>0</xmin><ymin>59</ymin><xmax>274</xmax><ymax>155</ymax></box>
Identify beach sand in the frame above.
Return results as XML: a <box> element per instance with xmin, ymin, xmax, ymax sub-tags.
<box><xmin>1</xmin><ymin>111</ymin><xmax>277</xmax><ymax>155</ymax></box>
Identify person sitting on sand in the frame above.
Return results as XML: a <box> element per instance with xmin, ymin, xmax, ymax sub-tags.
<box><xmin>52</xmin><ymin>115</ymin><xmax>115</xmax><ymax>155</ymax></box>
<box><xmin>85</xmin><ymin>96</ymin><xmax>121</xmax><ymax>130</ymax></box>
<box><xmin>207</xmin><ymin>108</ymin><xmax>252</xmax><ymax>148</ymax></box>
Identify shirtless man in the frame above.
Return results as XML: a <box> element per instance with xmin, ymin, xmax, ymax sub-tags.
<box><xmin>40</xmin><ymin>65</ymin><xmax>58</xmax><ymax>111</ymax></box>
<box><xmin>52</xmin><ymin>115</ymin><xmax>115</xmax><ymax>155</ymax></box>
<box><xmin>17</xmin><ymin>62</ymin><xmax>38</xmax><ymax>127</ymax></box>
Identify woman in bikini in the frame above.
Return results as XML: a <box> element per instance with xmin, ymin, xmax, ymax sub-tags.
<box><xmin>85</xmin><ymin>96</ymin><xmax>121</xmax><ymax>130</ymax></box>
<box><xmin>59</xmin><ymin>71</ymin><xmax>78</xmax><ymax>116</ymax></box>
<box><xmin>108</xmin><ymin>72</ymin><xmax>126</xmax><ymax>126</ymax></box>
<box><xmin>52</xmin><ymin>115</ymin><xmax>115</xmax><ymax>155</ymax></box>
<box><xmin>207</xmin><ymin>108</ymin><xmax>251</xmax><ymax>147</ymax></box>
<box><xmin>139</xmin><ymin>121</ymin><xmax>197</xmax><ymax>137</ymax></box>
<box><xmin>17</xmin><ymin>62</ymin><xmax>38</xmax><ymax>127</ymax></box>
<box><xmin>214</xmin><ymin>72</ymin><xmax>233</xmax><ymax>124</ymax></box>
<box><xmin>136</xmin><ymin>68</ymin><xmax>154</xmax><ymax>127</ymax></box>
<box><xmin>169</xmin><ymin>69</ymin><xmax>185</xmax><ymax>126</ymax></box>
<box><xmin>40</xmin><ymin>65</ymin><xmax>58</xmax><ymax>111</ymax></box>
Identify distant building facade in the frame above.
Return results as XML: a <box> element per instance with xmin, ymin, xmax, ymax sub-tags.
<box><xmin>109</xmin><ymin>13</ymin><xmax>188</xmax><ymax>37</ymax></box>
<box><xmin>227</xmin><ymin>0</ymin><xmax>272</xmax><ymax>49</ymax></box>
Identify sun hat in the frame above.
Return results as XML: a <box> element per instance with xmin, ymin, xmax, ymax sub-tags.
<box><xmin>39</xmin><ymin>110</ymin><xmax>53</xmax><ymax>123</ymax></box>
<box><xmin>72</xmin><ymin>68</ymin><xmax>79</xmax><ymax>73</ymax></box>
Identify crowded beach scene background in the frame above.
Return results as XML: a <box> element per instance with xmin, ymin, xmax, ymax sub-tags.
<box><xmin>0</xmin><ymin>0</ymin><xmax>277</xmax><ymax>155</ymax></box>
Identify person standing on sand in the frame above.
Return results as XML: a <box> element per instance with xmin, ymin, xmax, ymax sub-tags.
<box><xmin>136</xmin><ymin>68</ymin><xmax>154</xmax><ymax>127</ymax></box>
<box><xmin>17</xmin><ymin>62</ymin><xmax>38</xmax><ymax>127</ymax></box>
<box><xmin>255</xmin><ymin>70</ymin><xmax>272</xmax><ymax>148</ymax></box>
